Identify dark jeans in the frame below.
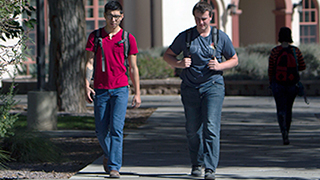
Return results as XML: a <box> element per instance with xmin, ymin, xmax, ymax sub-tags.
<box><xmin>271</xmin><ymin>81</ymin><xmax>298</xmax><ymax>134</ymax></box>
<box><xmin>181</xmin><ymin>79</ymin><xmax>225</xmax><ymax>171</ymax></box>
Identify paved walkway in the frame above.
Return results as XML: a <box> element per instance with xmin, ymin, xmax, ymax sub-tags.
<box><xmin>68</xmin><ymin>95</ymin><xmax>320</xmax><ymax>180</ymax></box>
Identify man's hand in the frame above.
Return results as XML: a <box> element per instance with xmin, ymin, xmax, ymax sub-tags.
<box><xmin>86</xmin><ymin>86</ymin><xmax>95</xmax><ymax>103</ymax></box>
<box><xmin>181</xmin><ymin>57</ymin><xmax>192</xmax><ymax>68</ymax></box>
<box><xmin>131</xmin><ymin>95</ymin><xmax>141</xmax><ymax>109</ymax></box>
<box><xmin>207</xmin><ymin>58</ymin><xmax>221</xmax><ymax>71</ymax></box>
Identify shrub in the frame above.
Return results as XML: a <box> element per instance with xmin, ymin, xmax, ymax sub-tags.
<box><xmin>0</xmin><ymin>81</ymin><xmax>19</xmax><ymax>138</ymax></box>
<box><xmin>137</xmin><ymin>47</ymin><xmax>174</xmax><ymax>79</ymax></box>
<box><xmin>225</xmin><ymin>51</ymin><xmax>269</xmax><ymax>80</ymax></box>
<box><xmin>2</xmin><ymin>131</ymin><xmax>62</xmax><ymax>163</ymax></box>
<box><xmin>245</xmin><ymin>43</ymin><xmax>274</xmax><ymax>56</ymax></box>
<box><xmin>298</xmin><ymin>44</ymin><xmax>320</xmax><ymax>80</ymax></box>
<box><xmin>136</xmin><ymin>44</ymin><xmax>320</xmax><ymax>81</ymax></box>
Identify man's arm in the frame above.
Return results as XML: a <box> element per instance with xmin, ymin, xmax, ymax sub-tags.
<box><xmin>128</xmin><ymin>54</ymin><xmax>141</xmax><ymax>108</ymax></box>
<box><xmin>207</xmin><ymin>53</ymin><xmax>238</xmax><ymax>71</ymax></box>
<box><xmin>85</xmin><ymin>51</ymin><xmax>95</xmax><ymax>103</ymax></box>
<box><xmin>163</xmin><ymin>48</ymin><xmax>192</xmax><ymax>69</ymax></box>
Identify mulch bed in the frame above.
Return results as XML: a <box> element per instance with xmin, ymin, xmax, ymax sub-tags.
<box><xmin>0</xmin><ymin>107</ymin><xmax>156</xmax><ymax>179</ymax></box>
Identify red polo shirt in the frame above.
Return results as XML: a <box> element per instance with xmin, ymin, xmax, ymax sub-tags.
<box><xmin>86</xmin><ymin>28</ymin><xmax>138</xmax><ymax>89</ymax></box>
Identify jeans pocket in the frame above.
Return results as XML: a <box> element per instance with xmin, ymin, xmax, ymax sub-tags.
<box><xmin>212</xmin><ymin>80</ymin><xmax>224</xmax><ymax>87</ymax></box>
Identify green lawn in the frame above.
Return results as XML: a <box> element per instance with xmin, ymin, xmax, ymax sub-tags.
<box><xmin>14</xmin><ymin>115</ymin><xmax>96</xmax><ymax>130</ymax></box>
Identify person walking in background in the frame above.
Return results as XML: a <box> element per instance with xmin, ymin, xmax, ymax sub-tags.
<box><xmin>268</xmin><ymin>27</ymin><xmax>306</xmax><ymax>145</ymax></box>
<box><xmin>163</xmin><ymin>2</ymin><xmax>238</xmax><ymax>179</ymax></box>
<box><xmin>84</xmin><ymin>1</ymin><xmax>141</xmax><ymax>178</ymax></box>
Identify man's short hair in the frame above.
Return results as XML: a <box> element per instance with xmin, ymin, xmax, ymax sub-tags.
<box><xmin>104</xmin><ymin>0</ymin><xmax>123</xmax><ymax>14</ymax></box>
<box><xmin>192</xmin><ymin>1</ymin><xmax>213</xmax><ymax>17</ymax></box>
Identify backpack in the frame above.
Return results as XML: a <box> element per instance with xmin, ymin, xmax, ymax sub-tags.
<box><xmin>274</xmin><ymin>46</ymin><xmax>299</xmax><ymax>85</ymax></box>
<box><xmin>185</xmin><ymin>26</ymin><xmax>219</xmax><ymax>57</ymax></box>
<box><xmin>184</xmin><ymin>26</ymin><xmax>222</xmax><ymax>75</ymax></box>
<box><xmin>92</xmin><ymin>28</ymin><xmax>130</xmax><ymax>80</ymax></box>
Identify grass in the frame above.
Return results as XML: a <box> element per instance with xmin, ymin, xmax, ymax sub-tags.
<box><xmin>14</xmin><ymin>115</ymin><xmax>96</xmax><ymax>130</ymax></box>
<box><xmin>13</xmin><ymin>107</ymin><xmax>156</xmax><ymax>131</ymax></box>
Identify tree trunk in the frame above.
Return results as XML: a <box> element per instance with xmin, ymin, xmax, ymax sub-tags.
<box><xmin>48</xmin><ymin>0</ymin><xmax>87</xmax><ymax>112</ymax></box>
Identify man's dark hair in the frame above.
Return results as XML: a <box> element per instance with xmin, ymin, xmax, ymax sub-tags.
<box><xmin>278</xmin><ymin>27</ymin><xmax>293</xmax><ymax>43</ymax></box>
<box><xmin>192</xmin><ymin>1</ymin><xmax>213</xmax><ymax>17</ymax></box>
<box><xmin>104</xmin><ymin>0</ymin><xmax>123</xmax><ymax>14</ymax></box>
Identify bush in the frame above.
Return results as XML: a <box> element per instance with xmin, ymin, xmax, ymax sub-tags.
<box><xmin>137</xmin><ymin>47</ymin><xmax>174</xmax><ymax>79</ymax></box>
<box><xmin>0</xmin><ymin>82</ymin><xmax>19</xmax><ymax>138</ymax></box>
<box><xmin>0</xmin><ymin>82</ymin><xmax>17</xmax><ymax>168</ymax></box>
<box><xmin>1</xmin><ymin>131</ymin><xmax>62</xmax><ymax>163</ymax></box>
<box><xmin>136</xmin><ymin>44</ymin><xmax>320</xmax><ymax>81</ymax></box>
<box><xmin>245</xmin><ymin>43</ymin><xmax>274</xmax><ymax>56</ymax></box>
<box><xmin>298</xmin><ymin>44</ymin><xmax>320</xmax><ymax>80</ymax></box>
<box><xmin>225</xmin><ymin>52</ymin><xmax>269</xmax><ymax>80</ymax></box>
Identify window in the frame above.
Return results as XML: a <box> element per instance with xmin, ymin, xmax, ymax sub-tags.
<box><xmin>201</xmin><ymin>0</ymin><xmax>219</xmax><ymax>27</ymax></box>
<box><xmin>300</xmin><ymin>0</ymin><xmax>319</xmax><ymax>43</ymax></box>
<box><xmin>85</xmin><ymin>0</ymin><xmax>108</xmax><ymax>37</ymax></box>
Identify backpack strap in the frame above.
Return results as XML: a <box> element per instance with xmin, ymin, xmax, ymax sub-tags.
<box><xmin>185</xmin><ymin>26</ymin><xmax>219</xmax><ymax>57</ymax></box>
<box><xmin>93</xmin><ymin>29</ymin><xmax>130</xmax><ymax>80</ymax></box>
<box><xmin>92</xmin><ymin>28</ymin><xmax>101</xmax><ymax>80</ymax></box>
<box><xmin>118</xmin><ymin>30</ymin><xmax>130</xmax><ymax>78</ymax></box>
<box><xmin>211</xmin><ymin>26</ymin><xmax>222</xmax><ymax>75</ymax></box>
<box><xmin>99</xmin><ymin>37</ymin><xmax>106</xmax><ymax>72</ymax></box>
<box><xmin>211</xmin><ymin>26</ymin><xmax>218</xmax><ymax>50</ymax></box>
<box><xmin>292</xmin><ymin>46</ymin><xmax>298</xmax><ymax>70</ymax></box>
<box><xmin>185</xmin><ymin>27</ymin><xmax>194</xmax><ymax>57</ymax></box>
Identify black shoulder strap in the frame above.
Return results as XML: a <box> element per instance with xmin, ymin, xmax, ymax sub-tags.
<box><xmin>94</xmin><ymin>29</ymin><xmax>100</xmax><ymax>54</ymax></box>
<box><xmin>185</xmin><ymin>27</ymin><xmax>194</xmax><ymax>57</ymax></box>
<box><xmin>118</xmin><ymin>30</ymin><xmax>130</xmax><ymax>78</ymax></box>
<box><xmin>92</xmin><ymin>28</ymin><xmax>101</xmax><ymax>80</ymax></box>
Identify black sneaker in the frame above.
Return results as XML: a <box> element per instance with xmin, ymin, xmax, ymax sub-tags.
<box><xmin>191</xmin><ymin>165</ymin><xmax>202</xmax><ymax>177</ymax></box>
<box><xmin>204</xmin><ymin>169</ymin><xmax>215</xmax><ymax>180</ymax></box>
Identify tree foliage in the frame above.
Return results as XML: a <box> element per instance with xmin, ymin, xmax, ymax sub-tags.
<box><xmin>0</xmin><ymin>0</ymin><xmax>36</xmax><ymax>77</ymax></box>
<box><xmin>0</xmin><ymin>0</ymin><xmax>35</xmax><ymax>169</ymax></box>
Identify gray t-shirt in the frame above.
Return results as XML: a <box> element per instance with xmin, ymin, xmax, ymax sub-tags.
<box><xmin>169</xmin><ymin>26</ymin><xmax>236</xmax><ymax>88</ymax></box>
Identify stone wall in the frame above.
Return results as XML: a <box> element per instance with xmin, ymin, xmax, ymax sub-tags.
<box><xmin>2</xmin><ymin>77</ymin><xmax>320</xmax><ymax>96</ymax></box>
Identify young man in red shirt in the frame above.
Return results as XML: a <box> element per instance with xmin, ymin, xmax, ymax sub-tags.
<box><xmin>85</xmin><ymin>1</ymin><xmax>141</xmax><ymax>178</ymax></box>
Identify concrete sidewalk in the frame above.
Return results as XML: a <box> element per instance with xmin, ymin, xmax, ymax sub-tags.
<box><xmin>70</xmin><ymin>95</ymin><xmax>320</xmax><ymax>180</ymax></box>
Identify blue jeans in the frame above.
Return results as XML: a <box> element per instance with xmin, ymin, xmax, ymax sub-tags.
<box><xmin>271</xmin><ymin>82</ymin><xmax>298</xmax><ymax>134</ymax></box>
<box><xmin>94</xmin><ymin>87</ymin><xmax>129</xmax><ymax>171</ymax></box>
<box><xmin>181</xmin><ymin>79</ymin><xmax>225</xmax><ymax>172</ymax></box>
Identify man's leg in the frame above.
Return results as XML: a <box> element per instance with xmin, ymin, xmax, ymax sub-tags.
<box><xmin>108</xmin><ymin>87</ymin><xmax>129</xmax><ymax>172</ymax></box>
<box><xmin>200</xmin><ymin>80</ymin><xmax>225</xmax><ymax>172</ymax></box>
<box><xmin>94</xmin><ymin>89</ymin><xmax>112</xmax><ymax>161</ymax></box>
<box><xmin>181</xmin><ymin>83</ymin><xmax>203</xmax><ymax>174</ymax></box>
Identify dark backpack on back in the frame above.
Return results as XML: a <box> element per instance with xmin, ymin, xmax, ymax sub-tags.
<box><xmin>185</xmin><ymin>26</ymin><xmax>219</xmax><ymax>57</ymax></box>
<box><xmin>92</xmin><ymin>28</ymin><xmax>130</xmax><ymax>80</ymax></box>
<box><xmin>184</xmin><ymin>26</ymin><xmax>222</xmax><ymax>75</ymax></box>
<box><xmin>274</xmin><ymin>46</ymin><xmax>299</xmax><ymax>85</ymax></box>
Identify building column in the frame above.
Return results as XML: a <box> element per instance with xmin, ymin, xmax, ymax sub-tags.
<box><xmin>230</xmin><ymin>0</ymin><xmax>242</xmax><ymax>47</ymax></box>
<box><xmin>273</xmin><ymin>0</ymin><xmax>293</xmax><ymax>44</ymax></box>
<box><xmin>273</xmin><ymin>9</ymin><xmax>293</xmax><ymax>43</ymax></box>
